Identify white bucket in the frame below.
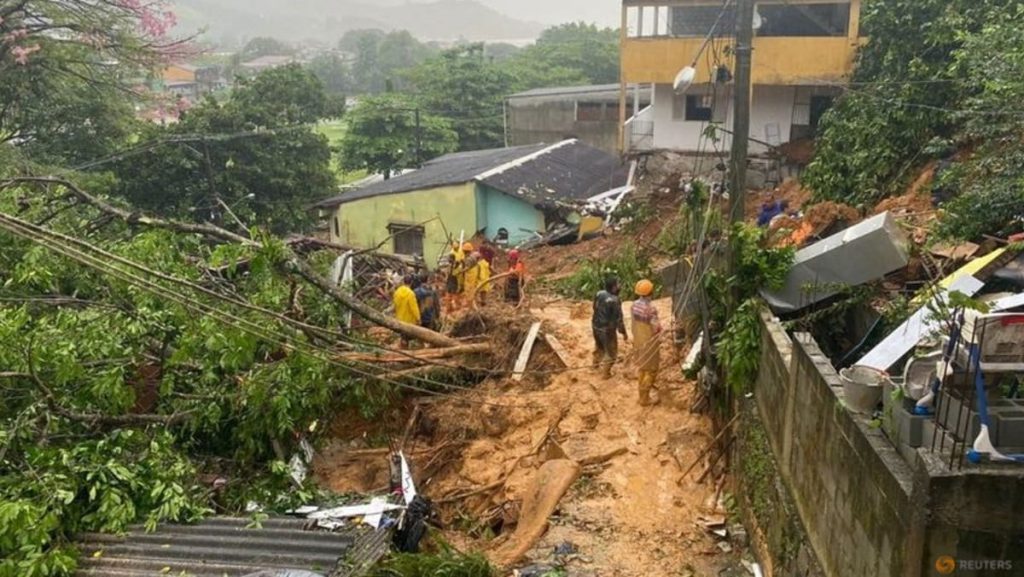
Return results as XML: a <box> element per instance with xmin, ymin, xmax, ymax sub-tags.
<box><xmin>839</xmin><ymin>365</ymin><xmax>888</xmax><ymax>414</ymax></box>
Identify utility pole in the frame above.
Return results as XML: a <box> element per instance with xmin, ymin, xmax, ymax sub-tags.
<box><xmin>414</xmin><ymin>108</ymin><xmax>422</xmax><ymax>168</ymax></box>
<box><xmin>729</xmin><ymin>0</ymin><xmax>755</xmax><ymax>306</ymax></box>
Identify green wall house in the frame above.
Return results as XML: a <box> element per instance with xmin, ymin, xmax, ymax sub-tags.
<box><xmin>314</xmin><ymin>139</ymin><xmax>628</xmax><ymax>266</ymax></box>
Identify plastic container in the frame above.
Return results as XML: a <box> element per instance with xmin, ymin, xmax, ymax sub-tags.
<box><xmin>840</xmin><ymin>365</ymin><xmax>888</xmax><ymax>414</ymax></box>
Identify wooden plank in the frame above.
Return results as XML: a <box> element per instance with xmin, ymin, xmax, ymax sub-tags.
<box><xmin>542</xmin><ymin>332</ymin><xmax>572</xmax><ymax>368</ymax></box>
<box><xmin>512</xmin><ymin>322</ymin><xmax>543</xmax><ymax>382</ymax></box>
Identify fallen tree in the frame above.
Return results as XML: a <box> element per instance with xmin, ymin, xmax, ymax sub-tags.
<box><xmin>0</xmin><ymin>176</ymin><xmax>475</xmax><ymax>575</ymax></box>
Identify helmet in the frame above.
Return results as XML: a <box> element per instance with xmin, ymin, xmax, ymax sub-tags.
<box><xmin>462</xmin><ymin>242</ymin><xmax>474</xmax><ymax>252</ymax></box>
<box><xmin>635</xmin><ymin>279</ymin><xmax>654</xmax><ymax>297</ymax></box>
<box><xmin>508</xmin><ymin>249</ymin><xmax>520</xmax><ymax>260</ymax></box>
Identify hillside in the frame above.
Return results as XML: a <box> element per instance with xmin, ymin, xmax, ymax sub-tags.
<box><xmin>171</xmin><ymin>0</ymin><xmax>545</xmax><ymax>43</ymax></box>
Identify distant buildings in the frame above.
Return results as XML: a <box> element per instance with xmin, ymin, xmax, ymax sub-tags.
<box><xmin>238</xmin><ymin>55</ymin><xmax>303</xmax><ymax>74</ymax></box>
<box><xmin>506</xmin><ymin>84</ymin><xmax>652</xmax><ymax>155</ymax></box>
<box><xmin>158</xmin><ymin>63</ymin><xmax>226</xmax><ymax>101</ymax></box>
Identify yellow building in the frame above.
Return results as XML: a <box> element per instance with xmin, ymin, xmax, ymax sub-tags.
<box><xmin>620</xmin><ymin>0</ymin><xmax>864</xmax><ymax>154</ymax></box>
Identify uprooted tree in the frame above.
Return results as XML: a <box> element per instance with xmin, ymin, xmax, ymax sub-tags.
<box><xmin>0</xmin><ymin>176</ymin><xmax>479</xmax><ymax>575</ymax></box>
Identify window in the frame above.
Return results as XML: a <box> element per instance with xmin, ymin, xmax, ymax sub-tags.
<box><xmin>809</xmin><ymin>95</ymin><xmax>834</xmax><ymax>128</ymax></box>
<box><xmin>674</xmin><ymin>94</ymin><xmax>714</xmax><ymax>122</ymax></box>
<box><xmin>333</xmin><ymin>216</ymin><xmax>340</xmax><ymax>238</ymax></box>
<box><xmin>576</xmin><ymin>102</ymin><xmax>604</xmax><ymax>122</ymax></box>
<box><xmin>388</xmin><ymin>223</ymin><xmax>424</xmax><ymax>257</ymax></box>
<box><xmin>668</xmin><ymin>3</ymin><xmax>851</xmax><ymax>38</ymax></box>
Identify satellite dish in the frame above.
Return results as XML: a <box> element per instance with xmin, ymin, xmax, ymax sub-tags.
<box><xmin>673</xmin><ymin>66</ymin><xmax>697</xmax><ymax>94</ymax></box>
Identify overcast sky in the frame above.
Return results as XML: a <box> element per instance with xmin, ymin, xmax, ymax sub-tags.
<box><xmin>474</xmin><ymin>0</ymin><xmax>620</xmax><ymax>27</ymax></box>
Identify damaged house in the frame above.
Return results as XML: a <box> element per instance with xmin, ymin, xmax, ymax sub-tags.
<box><xmin>314</xmin><ymin>139</ymin><xmax>628</xmax><ymax>266</ymax></box>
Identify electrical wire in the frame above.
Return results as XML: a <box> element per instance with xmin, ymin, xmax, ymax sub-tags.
<box><xmin>0</xmin><ymin>213</ymin><xmax>546</xmax><ymax>409</ymax></box>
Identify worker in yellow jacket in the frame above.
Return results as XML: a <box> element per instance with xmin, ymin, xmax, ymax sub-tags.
<box><xmin>476</xmin><ymin>253</ymin><xmax>492</xmax><ymax>305</ymax></box>
<box><xmin>393</xmin><ymin>275</ymin><xmax>421</xmax><ymax>348</ymax></box>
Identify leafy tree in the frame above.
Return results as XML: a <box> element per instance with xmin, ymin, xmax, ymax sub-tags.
<box><xmin>406</xmin><ymin>44</ymin><xmax>514</xmax><ymax>150</ymax></box>
<box><xmin>0</xmin><ymin>178</ymin><xmax>391</xmax><ymax>574</ymax></box>
<box><xmin>0</xmin><ymin>0</ymin><xmax>181</xmax><ymax>164</ymax></box>
<box><xmin>341</xmin><ymin>29</ymin><xmax>434</xmax><ymax>94</ymax></box>
<box><xmin>112</xmin><ymin>65</ymin><xmax>338</xmax><ymax>234</ymax></box>
<box><xmin>934</xmin><ymin>5</ymin><xmax>1024</xmax><ymax>240</ymax></box>
<box><xmin>514</xmin><ymin>22</ymin><xmax>620</xmax><ymax>85</ymax></box>
<box><xmin>804</xmin><ymin>0</ymin><xmax>1019</xmax><ymax>204</ymax></box>
<box><xmin>339</xmin><ymin>94</ymin><xmax>458</xmax><ymax>177</ymax></box>
<box><xmin>307</xmin><ymin>52</ymin><xmax>352</xmax><ymax>94</ymax></box>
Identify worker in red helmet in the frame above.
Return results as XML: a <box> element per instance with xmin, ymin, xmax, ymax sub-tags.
<box><xmin>631</xmin><ymin>279</ymin><xmax>663</xmax><ymax>406</ymax></box>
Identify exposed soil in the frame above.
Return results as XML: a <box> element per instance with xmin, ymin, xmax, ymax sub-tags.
<box><xmin>314</xmin><ymin>298</ymin><xmax>739</xmax><ymax>576</ymax></box>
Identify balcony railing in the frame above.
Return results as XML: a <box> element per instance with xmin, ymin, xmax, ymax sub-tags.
<box><xmin>625</xmin><ymin>106</ymin><xmax>655</xmax><ymax>152</ymax></box>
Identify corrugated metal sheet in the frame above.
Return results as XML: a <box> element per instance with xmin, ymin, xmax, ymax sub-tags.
<box><xmin>76</xmin><ymin>517</ymin><xmax>385</xmax><ymax>577</ymax></box>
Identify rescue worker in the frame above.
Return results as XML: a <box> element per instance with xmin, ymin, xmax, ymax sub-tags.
<box><xmin>464</xmin><ymin>252</ymin><xmax>489</xmax><ymax>306</ymax></box>
<box><xmin>631</xmin><ymin>279</ymin><xmax>663</xmax><ymax>406</ymax></box>
<box><xmin>505</xmin><ymin>249</ymin><xmax>526</xmax><ymax>304</ymax></box>
<box><xmin>414</xmin><ymin>272</ymin><xmax>442</xmax><ymax>332</ymax></box>
<box><xmin>592</xmin><ymin>276</ymin><xmax>628</xmax><ymax>379</ymax></box>
<box><xmin>393</xmin><ymin>274</ymin><xmax>421</xmax><ymax>349</ymax></box>
<box><xmin>445</xmin><ymin>241</ymin><xmax>467</xmax><ymax>309</ymax></box>
<box><xmin>477</xmin><ymin>252</ymin><xmax>492</xmax><ymax>305</ymax></box>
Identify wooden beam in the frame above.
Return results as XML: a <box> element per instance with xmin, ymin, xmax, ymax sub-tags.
<box><xmin>542</xmin><ymin>333</ymin><xmax>572</xmax><ymax>368</ymax></box>
<box><xmin>512</xmin><ymin>322</ymin><xmax>543</xmax><ymax>382</ymax></box>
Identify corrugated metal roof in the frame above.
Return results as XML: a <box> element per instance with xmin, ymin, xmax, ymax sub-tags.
<box><xmin>76</xmin><ymin>517</ymin><xmax>385</xmax><ymax>577</ymax></box>
<box><xmin>508</xmin><ymin>84</ymin><xmax>622</xmax><ymax>99</ymax></box>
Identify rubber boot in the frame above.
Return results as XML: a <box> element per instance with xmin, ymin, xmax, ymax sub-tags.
<box><xmin>638</xmin><ymin>372</ymin><xmax>652</xmax><ymax>406</ymax></box>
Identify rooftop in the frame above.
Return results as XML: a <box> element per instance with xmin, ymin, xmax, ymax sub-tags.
<box><xmin>508</xmin><ymin>83</ymin><xmax>651</xmax><ymax>100</ymax></box>
<box><xmin>315</xmin><ymin>140</ymin><xmax>628</xmax><ymax>209</ymax></box>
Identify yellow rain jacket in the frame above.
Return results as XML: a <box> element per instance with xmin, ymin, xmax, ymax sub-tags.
<box><xmin>478</xmin><ymin>259</ymin><xmax>492</xmax><ymax>294</ymax></box>
<box><xmin>464</xmin><ymin>262</ymin><xmax>481</xmax><ymax>296</ymax></box>
<box><xmin>393</xmin><ymin>285</ymin><xmax>421</xmax><ymax>325</ymax></box>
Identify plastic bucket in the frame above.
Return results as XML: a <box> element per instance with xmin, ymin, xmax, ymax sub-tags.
<box><xmin>839</xmin><ymin>365</ymin><xmax>888</xmax><ymax>414</ymax></box>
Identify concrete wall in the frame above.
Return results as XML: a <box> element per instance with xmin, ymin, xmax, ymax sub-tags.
<box><xmin>507</xmin><ymin>100</ymin><xmax>622</xmax><ymax>154</ymax></box>
<box><xmin>650</xmin><ymin>84</ymin><xmax>796</xmax><ymax>153</ymax></box>
<box><xmin>745</xmin><ymin>313</ymin><xmax>925</xmax><ymax>577</ymax></box>
<box><xmin>330</xmin><ymin>182</ymin><xmax>477</xmax><ymax>267</ymax></box>
<box><xmin>744</xmin><ymin>312</ymin><xmax>1024</xmax><ymax>576</ymax></box>
<box><xmin>476</xmin><ymin>184</ymin><xmax>546</xmax><ymax>245</ymax></box>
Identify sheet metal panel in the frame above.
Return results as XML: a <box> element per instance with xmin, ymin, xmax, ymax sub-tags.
<box><xmin>762</xmin><ymin>212</ymin><xmax>910</xmax><ymax>314</ymax></box>
<box><xmin>75</xmin><ymin>517</ymin><xmax>376</xmax><ymax>577</ymax></box>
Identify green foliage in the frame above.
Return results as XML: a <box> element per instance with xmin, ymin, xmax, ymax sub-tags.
<box><xmin>112</xmin><ymin>65</ymin><xmax>338</xmax><ymax>234</ymax></box>
<box><xmin>933</xmin><ymin>5</ymin><xmax>1024</xmax><ymax>240</ymax></box>
<box><xmin>718</xmin><ymin>299</ymin><xmax>763</xmax><ymax>395</ymax></box>
<box><xmin>373</xmin><ymin>546</ymin><xmax>495</xmax><ymax>577</ymax></box>
<box><xmin>340</xmin><ymin>29</ymin><xmax>436</xmax><ymax>94</ymax></box>
<box><xmin>339</xmin><ymin>93</ymin><xmax>459</xmax><ymax>176</ymax></box>
<box><xmin>0</xmin><ymin>182</ymin><xmax>395</xmax><ymax>575</ymax></box>
<box><xmin>804</xmin><ymin>0</ymin><xmax>1020</xmax><ymax>205</ymax></box>
<box><xmin>557</xmin><ymin>246</ymin><xmax>657</xmax><ymax>300</ymax></box>
<box><xmin>514</xmin><ymin>23</ymin><xmax>620</xmax><ymax>86</ymax></box>
<box><xmin>405</xmin><ymin>44</ymin><xmax>514</xmax><ymax>151</ymax></box>
<box><xmin>705</xmin><ymin>225</ymin><xmax>795</xmax><ymax>395</ymax></box>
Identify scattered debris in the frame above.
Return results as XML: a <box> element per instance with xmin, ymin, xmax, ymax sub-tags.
<box><xmin>512</xmin><ymin>321</ymin><xmax>544</xmax><ymax>382</ymax></box>
<box><xmin>491</xmin><ymin>459</ymin><xmax>581</xmax><ymax>567</ymax></box>
<box><xmin>762</xmin><ymin>212</ymin><xmax>911</xmax><ymax>314</ymax></box>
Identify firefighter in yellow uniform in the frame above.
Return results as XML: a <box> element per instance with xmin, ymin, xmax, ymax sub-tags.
<box><xmin>393</xmin><ymin>274</ymin><xmax>421</xmax><ymax>348</ymax></box>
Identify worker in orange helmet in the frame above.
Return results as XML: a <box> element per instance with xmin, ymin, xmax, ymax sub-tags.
<box><xmin>631</xmin><ymin>279</ymin><xmax>663</xmax><ymax>406</ymax></box>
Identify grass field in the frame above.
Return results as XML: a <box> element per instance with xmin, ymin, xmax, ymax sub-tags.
<box><xmin>315</xmin><ymin>119</ymin><xmax>367</xmax><ymax>184</ymax></box>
